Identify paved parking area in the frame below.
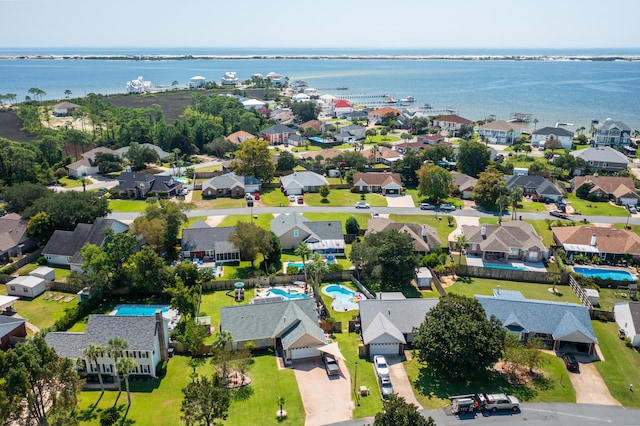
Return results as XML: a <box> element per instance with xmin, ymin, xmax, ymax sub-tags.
<box><xmin>565</xmin><ymin>352</ymin><xmax>620</xmax><ymax>406</ymax></box>
<box><xmin>386</xmin><ymin>195</ymin><xmax>415</xmax><ymax>208</ymax></box>
<box><xmin>293</xmin><ymin>358</ymin><xmax>352</xmax><ymax>426</ymax></box>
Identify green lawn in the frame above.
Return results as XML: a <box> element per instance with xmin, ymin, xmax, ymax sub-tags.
<box><xmin>198</xmin><ymin>289</ymin><xmax>256</xmax><ymax>333</ymax></box>
<box><xmin>389</xmin><ymin>214</ymin><xmax>457</xmax><ymax>244</ymax></box>
<box><xmin>446</xmin><ymin>277</ymin><xmax>581</xmax><ymax>304</ymax></box>
<box><xmin>59</xmin><ymin>176</ymin><xmax>84</xmax><ymax>188</ymax></box>
<box><xmin>291</xmin><ymin>145</ymin><xmax>322</xmax><ymax>153</ymax></box>
<box><xmin>405</xmin><ymin>351</ymin><xmax>575</xmax><ymax>409</ymax></box>
<box><xmin>0</xmin><ymin>285</ymin><xmax>78</xmax><ymax>330</ymax></box>
<box><xmin>595</xmin><ymin>288</ymin><xmax>633</xmax><ymax>311</ymax></box>
<box><xmin>76</xmin><ymin>352</ymin><xmax>304</xmax><ymax>426</ymax></box>
<box><xmin>218</xmin><ymin>214</ymin><xmax>274</xmax><ymax>230</ymax></box>
<box><xmin>593</xmin><ymin>320</ymin><xmax>640</xmax><ymax>407</ymax></box>
<box><xmin>194</xmin><ymin>164</ymin><xmax>223</xmax><ymax>172</ymax></box>
<box><xmin>259</xmin><ymin>188</ymin><xmax>289</xmax><ymax>207</ymax></box>
<box><xmin>108</xmin><ymin>199</ymin><xmax>150</xmax><ymax>213</ymax></box>
<box><xmin>566</xmin><ymin>194</ymin><xmax>628</xmax><ymax>217</ymax></box>
<box><xmin>304</xmin><ymin>191</ymin><xmax>387</xmax><ymax>207</ymax></box>
<box><xmin>195</xmin><ymin>196</ymin><xmax>248</xmax><ymax>209</ymax></box>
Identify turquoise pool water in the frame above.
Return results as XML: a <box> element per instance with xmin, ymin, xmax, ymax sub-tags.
<box><xmin>114</xmin><ymin>304</ymin><xmax>170</xmax><ymax>316</ymax></box>
<box><xmin>484</xmin><ymin>263</ymin><xmax>526</xmax><ymax>271</ymax></box>
<box><xmin>573</xmin><ymin>267</ymin><xmax>635</xmax><ymax>281</ymax></box>
<box><xmin>266</xmin><ymin>288</ymin><xmax>308</xmax><ymax>300</ymax></box>
<box><xmin>174</xmin><ymin>177</ymin><xmax>188</xmax><ymax>183</ymax></box>
<box><xmin>324</xmin><ymin>285</ymin><xmax>363</xmax><ymax>303</ymax></box>
<box><xmin>286</xmin><ymin>262</ymin><xmax>305</xmax><ymax>270</ymax></box>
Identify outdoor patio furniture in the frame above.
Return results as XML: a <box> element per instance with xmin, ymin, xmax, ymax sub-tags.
<box><xmin>359</xmin><ymin>386</ymin><xmax>370</xmax><ymax>396</ymax></box>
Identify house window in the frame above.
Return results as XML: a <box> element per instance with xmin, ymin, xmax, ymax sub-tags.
<box><xmin>23</xmin><ymin>287</ymin><xmax>29</xmax><ymax>293</ymax></box>
<box><xmin>293</xmin><ymin>230</ymin><xmax>299</xmax><ymax>238</ymax></box>
<box><xmin>10</xmin><ymin>286</ymin><xmax>15</xmax><ymax>291</ymax></box>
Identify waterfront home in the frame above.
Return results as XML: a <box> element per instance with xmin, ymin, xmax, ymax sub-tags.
<box><xmin>126</xmin><ymin>76</ymin><xmax>152</xmax><ymax>94</ymax></box>
<box><xmin>532</xmin><ymin>126</ymin><xmax>574</xmax><ymax>150</ymax></box>
<box><xmin>506</xmin><ymin>175</ymin><xmax>565</xmax><ymax>202</ymax></box>
<box><xmin>259</xmin><ymin>124</ymin><xmax>297</xmax><ymax>145</ymax></box>
<box><xmin>188</xmin><ymin>76</ymin><xmax>206</xmax><ymax>88</ymax></box>
<box><xmin>352</xmin><ymin>172</ymin><xmax>403</xmax><ymax>195</ymax></box>
<box><xmin>45</xmin><ymin>312</ymin><xmax>170</xmax><ymax>378</ymax></box>
<box><xmin>113</xmin><ymin>172</ymin><xmax>183</xmax><ymax>198</ymax></box>
<box><xmin>181</xmin><ymin>221</ymin><xmax>240</xmax><ymax>263</ymax></box>
<box><xmin>552</xmin><ymin>225</ymin><xmax>640</xmax><ymax>263</ymax></box>
<box><xmin>358</xmin><ymin>294</ymin><xmax>439</xmax><ymax>356</ymax></box>
<box><xmin>271</xmin><ymin>212</ymin><xmax>345</xmax><ymax>254</ymax></box>
<box><xmin>330</xmin><ymin>99</ymin><xmax>353</xmax><ymax>117</ymax></box>
<box><xmin>280</xmin><ymin>171</ymin><xmax>328</xmax><ymax>195</ymax></box>
<box><xmin>220</xmin><ymin>299</ymin><xmax>326</xmax><ymax>361</ymax></box>
<box><xmin>477</xmin><ymin>120</ymin><xmax>522</xmax><ymax>144</ymax></box>
<box><xmin>221</xmin><ymin>71</ymin><xmax>239</xmax><ymax>86</ymax></box>
<box><xmin>366</xmin><ymin>218</ymin><xmax>441</xmax><ymax>255</ymax></box>
<box><xmin>477</xmin><ymin>289</ymin><xmax>598</xmax><ymax>355</ymax></box>
<box><xmin>0</xmin><ymin>213</ymin><xmax>34</xmax><ymax>264</ymax></box>
<box><xmin>53</xmin><ymin>101</ymin><xmax>79</xmax><ymax>117</ymax></box>
<box><xmin>594</xmin><ymin>118</ymin><xmax>631</xmax><ymax>146</ymax></box>
<box><xmin>571</xmin><ymin>175</ymin><xmax>640</xmax><ymax>206</ymax></box>
<box><xmin>201</xmin><ymin>172</ymin><xmax>261</xmax><ymax>198</ymax></box>
<box><xmin>42</xmin><ymin>218</ymin><xmax>129</xmax><ymax>271</ymax></box>
<box><xmin>570</xmin><ymin>146</ymin><xmax>629</xmax><ymax>174</ymax></box>
<box><xmin>368</xmin><ymin>106</ymin><xmax>401</xmax><ymax>124</ymax></box>
<box><xmin>432</xmin><ymin>114</ymin><xmax>472</xmax><ymax>136</ymax></box>
<box><xmin>462</xmin><ymin>222</ymin><xmax>548</xmax><ymax>263</ymax></box>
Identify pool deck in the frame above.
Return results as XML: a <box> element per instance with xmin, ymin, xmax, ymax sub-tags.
<box><xmin>465</xmin><ymin>255</ymin><xmax>547</xmax><ymax>272</ymax></box>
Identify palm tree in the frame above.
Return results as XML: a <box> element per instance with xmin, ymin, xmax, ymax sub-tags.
<box><xmin>509</xmin><ymin>187</ymin><xmax>524</xmax><ymax>220</ymax></box>
<box><xmin>307</xmin><ymin>252</ymin><xmax>328</xmax><ymax>303</ymax></box>
<box><xmin>64</xmin><ymin>89</ymin><xmax>72</xmax><ymax>99</ymax></box>
<box><xmin>79</xmin><ymin>176</ymin><xmax>90</xmax><ymax>192</ymax></box>
<box><xmin>117</xmin><ymin>357</ymin><xmax>137</xmax><ymax>405</ymax></box>
<box><xmin>533</xmin><ymin>118</ymin><xmax>539</xmax><ymax>131</ymax></box>
<box><xmin>82</xmin><ymin>343</ymin><xmax>107</xmax><ymax>393</ymax></box>
<box><xmin>107</xmin><ymin>337</ymin><xmax>129</xmax><ymax>390</ymax></box>
<box><xmin>523</xmin><ymin>144</ymin><xmax>532</xmax><ymax>158</ymax></box>
<box><xmin>294</xmin><ymin>243</ymin><xmax>311</xmax><ymax>291</ymax></box>
<box><xmin>454</xmin><ymin>234</ymin><xmax>469</xmax><ymax>265</ymax></box>
<box><xmin>212</xmin><ymin>330</ymin><xmax>234</xmax><ymax>381</ymax></box>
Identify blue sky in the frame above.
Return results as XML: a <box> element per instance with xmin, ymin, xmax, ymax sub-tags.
<box><xmin>2</xmin><ymin>0</ymin><xmax>639</xmax><ymax>49</ymax></box>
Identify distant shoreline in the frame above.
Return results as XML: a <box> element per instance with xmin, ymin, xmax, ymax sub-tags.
<box><xmin>1</xmin><ymin>54</ymin><xmax>640</xmax><ymax>62</ymax></box>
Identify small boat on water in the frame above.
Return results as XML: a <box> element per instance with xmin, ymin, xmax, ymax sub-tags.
<box><xmin>384</xmin><ymin>95</ymin><xmax>398</xmax><ymax>104</ymax></box>
<box><xmin>336</xmin><ymin>86</ymin><xmax>348</xmax><ymax>90</ymax></box>
<box><xmin>421</xmin><ymin>103</ymin><xmax>433</xmax><ymax>109</ymax></box>
<box><xmin>400</xmin><ymin>96</ymin><xmax>415</xmax><ymax>103</ymax></box>
<box><xmin>555</xmin><ymin>120</ymin><xmax>574</xmax><ymax>127</ymax></box>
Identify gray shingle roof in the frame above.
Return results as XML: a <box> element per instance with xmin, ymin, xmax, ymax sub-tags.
<box><xmin>181</xmin><ymin>224</ymin><xmax>237</xmax><ymax>254</ymax></box>
<box><xmin>0</xmin><ymin>316</ymin><xmax>26</xmax><ymax>340</ymax></box>
<box><xmin>532</xmin><ymin>127</ymin><xmax>574</xmax><ymax>137</ymax></box>
<box><xmin>506</xmin><ymin>175</ymin><xmax>563</xmax><ymax>198</ymax></box>
<box><xmin>202</xmin><ymin>172</ymin><xmax>261</xmax><ymax>191</ymax></box>
<box><xmin>598</xmin><ymin>120</ymin><xmax>631</xmax><ymax>131</ymax></box>
<box><xmin>476</xmin><ymin>294</ymin><xmax>597</xmax><ymax>344</ymax></box>
<box><xmin>358</xmin><ymin>298</ymin><xmax>439</xmax><ymax>344</ymax></box>
<box><xmin>305</xmin><ymin>221</ymin><xmax>343</xmax><ymax>240</ymax></box>
<box><xmin>45</xmin><ymin>314</ymin><xmax>163</xmax><ymax>359</ymax></box>
<box><xmin>570</xmin><ymin>146</ymin><xmax>629</xmax><ymax>164</ymax></box>
<box><xmin>220</xmin><ymin>299</ymin><xmax>325</xmax><ymax>348</ymax></box>
<box><xmin>0</xmin><ymin>213</ymin><xmax>29</xmax><ymax>252</ymax></box>
<box><xmin>262</xmin><ymin>124</ymin><xmax>295</xmax><ymax>135</ymax></box>
<box><xmin>115</xmin><ymin>172</ymin><xmax>181</xmax><ymax>193</ymax></box>
<box><xmin>280</xmin><ymin>171</ymin><xmax>328</xmax><ymax>191</ymax></box>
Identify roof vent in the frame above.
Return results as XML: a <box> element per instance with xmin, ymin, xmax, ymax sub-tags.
<box><xmin>388</xmin><ymin>308</ymin><xmax>391</xmax><ymax>316</ymax></box>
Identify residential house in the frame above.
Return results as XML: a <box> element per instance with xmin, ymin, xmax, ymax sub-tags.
<box><xmin>506</xmin><ymin>175</ymin><xmax>565</xmax><ymax>202</ymax></box>
<box><xmin>115</xmin><ymin>143</ymin><xmax>170</xmax><ymax>161</ymax></box>
<box><xmin>330</xmin><ymin>100</ymin><xmax>353</xmax><ymax>117</ymax></box>
<box><xmin>45</xmin><ymin>312</ymin><xmax>170</xmax><ymax>378</ymax></box>
<box><xmin>570</xmin><ymin>146</ymin><xmax>629</xmax><ymax>174</ymax></box>
<box><xmin>42</xmin><ymin>218</ymin><xmax>129</xmax><ymax>271</ymax></box>
<box><xmin>292</xmin><ymin>93</ymin><xmax>311</xmax><ymax>103</ymax></box>
<box><xmin>5</xmin><ymin>275</ymin><xmax>45</xmax><ymax>298</ymax></box>
<box><xmin>265</xmin><ymin>71</ymin><xmax>286</xmax><ymax>86</ymax></box>
<box><xmin>368</xmin><ymin>146</ymin><xmax>402</xmax><ymax>166</ymax></box>
<box><xmin>0</xmin><ymin>316</ymin><xmax>27</xmax><ymax>350</ymax></box>
<box><xmin>477</xmin><ymin>289</ymin><xmax>598</xmax><ymax>355</ymax></box>
<box><xmin>451</xmin><ymin>172</ymin><xmax>478</xmax><ymax>200</ymax></box>
<box><xmin>432</xmin><ymin>114</ymin><xmax>472</xmax><ymax>136</ymax></box>
<box><xmin>366</xmin><ymin>218</ymin><xmax>441</xmax><ymax>255</ymax></box>
<box><xmin>181</xmin><ymin>221</ymin><xmax>240</xmax><ymax>263</ymax></box>
<box><xmin>462</xmin><ymin>222</ymin><xmax>548</xmax><ymax>263</ymax></box>
<box><xmin>201</xmin><ymin>172</ymin><xmax>261</xmax><ymax>198</ymax></box>
<box><xmin>271</xmin><ymin>213</ymin><xmax>345</xmax><ymax>254</ymax></box>
<box><xmin>594</xmin><ymin>119</ymin><xmax>631</xmax><ymax>146</ymax></box>
<box><xmin>241</xmin><ymin>99</ymin><xmax>267</xmax><ymax>110</ymax></box>
<box><xmin>352</xmin><ymin>173</ymin><xmax>403</xmax><ymax>195</ymax></box>
<box><xmin>478</xmin><ymin>120</ymin><xmax>522</xmax><ymax>144</ymax></box>
<box><xmin>571</xmin><ymin>175</ymin><xmax>640</xmax><ymax>206</ymax></box>
<box><xmin>113</xmin><ymin>172</ymin><xmax>183</xmax><ymax>198</ymax></box>
<box><xmin>614</xmin><ymin>302</ymin><xmax>640</xmax><ymax>347</ymax></box>
<box><xmin>259</xmin><ymin>124</ymin><xmax>297</xmax><ymax>145</ymax></box>
<box><xmin>226</xmin><ymin>131</ymin><xmax>255</xmax><ymax>145</ymax></box>
<box><xmin>82</xmin><ymin>147</ymin><xmax>117</xmax><ymax>163</ymax></box>
<box><xmin>271</xmin><ymin>109</ymin><xmax>294</xmax><ymax>125</ymax></box>
<box><xmin>358</xmin><ymin>294</ymin><xmax>439</xmax><ymax>356</ymax></box>
<box><xmin>52</xmin><ymin>102</ymin><xmax>79</xmax><ymax>117</ymax></box>
<box><xmin>367</xmin><ymin>107</ymin><xmax>401</xmax><ymax>124</ymax></box>
<box><xmin>532</xmin><ymin>127</ymin><xmax>574</xmax><ymax>149</ymax></box>
<box><xmin>220</xmin><ymin>299</ymin><xmax>327</xmax><ymax>361</ymax></box>
<box><xmin>394</xmin><ymin>141</ymin><xmax>429</xmax><ymax>154</ymax></box>
<box><xmin>299</xmin><ymin>120</ymin><xmax>324</xmax><ymax>133</ymax></box>
<box><xmin>337</xmin><ymin>124</ymin><xmax>366</xmax><ymax>143</ymax></box>
<box><xmin>286</xmin><ymin>134</ymin><xmax>306</xmax><ymax>147</ymax></box>
<box><xmin>66</xmin><ymin>159</ymin><xmax>98</xmax><ymax>178</ymax></box>
<box><xmin>188</xmin><ymin>75</ymin><xmax>206</xmax><ymax>88</ymax></box>
<box><xmin>126</xmin><ymin>76</ymin><xmax>152</xmax><ymax>94</ymax></box>
<box><xmin>279</xmin><ymin>171</ymin><xmax>329</xmax><ymax>195</ymax></box>
<box><xmin>552</xmin><ymin>226</ymin><xmax>640</xmax><ymax>263</ymax></box>
<box><xmin>0</xmin><ymin>213</ymin><xmax>34</xmax><ymax>264</ymax></box>
<box><xmin>416</xmin><ymin>134</ymin><xmax>446</xmax><ymax>145</ymax></box>
<box><xmin>341</xmin><ymin>110</ymin><xmax>369</xmax><ymax>121</ymax></box>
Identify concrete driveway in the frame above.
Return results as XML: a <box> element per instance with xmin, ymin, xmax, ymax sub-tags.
<box><xmin>386</xmin><ymin>195</ymin><xmax>415</xmax><ymax>208</ymax></box>
<box><xmin>293</xmin><ymin>358</ymin><xmax>352</xmax><ymax>426</ymax></box>
<box><xmin>386</xmin><ymin>356</ymin><xmax>422</xmax><ymax>408</ymax></box>
<box><xmin>565</xmin><ymin>352</ymin><xmax>621</xmax><ymax>406</ymax></box>
<box><xmin>448</xmin><ymin>215</ymin><xmax>480</xmax><ymax>242</ymax></box>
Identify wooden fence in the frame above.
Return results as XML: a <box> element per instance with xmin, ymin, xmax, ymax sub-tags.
<box><xmin>568</xmin><ymin>275</ymin><xmax>593</xmax><ymax>310</ymax></box>
<box><xmin>456</xmin><ymin>265</ymin><xmax>567</xmax><ymax>284</ymax></box>
<box><xmin>0</xmin><ymin>249</ymin><xmax>43</xmax><ymax>282</ymax></box>
<box><xmin>350</xmin><ymin>276</ymin><xmax>374</xmax><ymax>300</ymax></box>
<box><xmin>200</xmin><ymin>270</ymin><xmax>353</xmax><ymax>292</ymax></box>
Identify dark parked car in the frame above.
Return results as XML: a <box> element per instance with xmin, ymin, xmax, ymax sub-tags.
<box><xmin>562</xmin><ymin>353</ymin><xmax>580</xmax><ymax>372</ymax></box>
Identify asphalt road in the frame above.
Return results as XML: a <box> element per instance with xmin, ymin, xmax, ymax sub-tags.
<box><xmin>328</xmin><ymin>403</ymin><xmax>640</xmax><ymax>426</ymax></box>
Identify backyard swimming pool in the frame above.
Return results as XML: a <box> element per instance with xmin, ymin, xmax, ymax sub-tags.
<box><xmin>323</xmin><ymin>284</ymin><xmax>364</xmax><ymax>311</ymax></box>
<box><xmin>174</xmin><ymin>177</ymin><xmax>188</xmax><ymax>183</ymax></box>
<box><xmin>265</xmin><ymin>288</ymin><xmax>308</xmax><ymax>300</ymax></box>
<box><xmin>573</xmin><ymin>267</ymin><xmax>636</xmax><ymax>281</ymax></box>
<box><xmin>113</xmin><ymin>304</ymin><xmax>171</xmax><ymax>316</ymax></box>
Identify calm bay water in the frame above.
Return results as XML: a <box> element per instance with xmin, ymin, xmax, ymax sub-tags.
<box><xmin>1</xmin><ymin>48</ymin><xmax>640</xmax><ymax>131</ymax></box>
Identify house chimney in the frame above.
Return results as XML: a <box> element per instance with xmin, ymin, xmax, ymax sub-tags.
<box><xmin>481</xmin><ymin>225</ymin><xmax>487</xmax><ymax>240</ymax></box>
<box><xmin>591</xmin><ymin>234</ymin><xmax>597</xmax><ymax>246</ymax></box>
<box><xmin>155</xmin><ymin>310</ymin><xmax>169</xmax><ymax>362</ymax></box>
<box><xmin>422</xmin><ymin>225</ymin><xmax>427</xmax><ymax>241</ymax></box>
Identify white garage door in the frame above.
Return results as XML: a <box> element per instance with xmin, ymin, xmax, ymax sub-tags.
<box><xmin>369</xmin><ymin>343</ymin><xmax>399</xmax><ymax>356</ymax></box>
<box><xmin>621</xmin><ymin>198</ymin><xmax>638</xmax><ymax>206</ymax></box>
<box><xmin>290</xmin><ymin>346</ymin><xmax>320</xmax><ymax>359</ymax></box>
<box><xmin>286</xmin><ymin>188</ymin><xmax>303</xmax><ymax>196</ymax></box>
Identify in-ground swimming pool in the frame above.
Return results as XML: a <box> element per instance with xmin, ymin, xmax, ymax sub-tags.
<box><xmin>265</xmin><ymin>288</ymin><xmax>308</xmax><ymax>300</ymax></box>
<box><xmin>174</xmin><ymin>177</ymin><xmax>188</xmax><ymax>183</ymax></box>
<box><xmin>285</xmin><ymin>262</ymin><xmax>305</xmax><ymax>270</ymax></box>
<box><xmin>114</xmin><ymin>304</ymin><xmax>171</xmax><ymax>316</ymax></box>
<box><xmin>323</xmin><ymin>284</ymin><xmax>364</xmax><ymax>311</ymax></box>
<box><xmin>573</xmin><ymin>267</ymin><xmax>636</xmax><ymax>281</ymax></box>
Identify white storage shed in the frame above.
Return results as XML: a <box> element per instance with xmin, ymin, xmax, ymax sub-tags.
<box><xmin>6</xmin><ymin>276</ymin><xmax>46</xmax><ymax>298</ymax></box>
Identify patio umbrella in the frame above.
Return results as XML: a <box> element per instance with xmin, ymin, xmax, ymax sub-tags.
<box><xmin>234</xmin><ymin>282</ymin><xmax>245</xmax><ymax>289</ymax></box>
<box><xmin>317</xmin><ymin>342</ymin><xmax>346</xmax><ymax>361</ymax></box>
